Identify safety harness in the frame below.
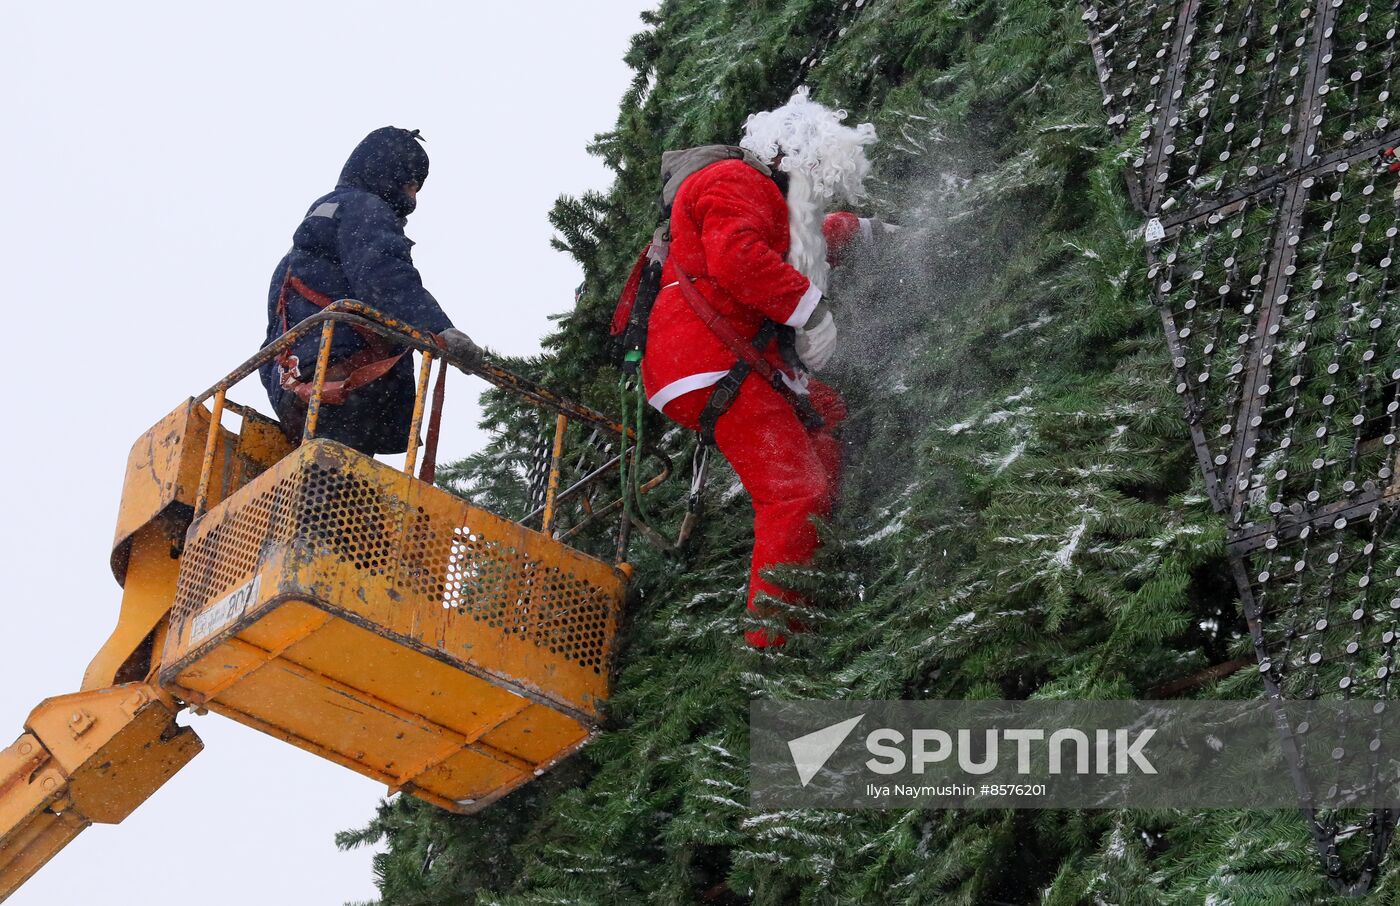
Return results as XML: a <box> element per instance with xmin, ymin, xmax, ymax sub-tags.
<box><xmin>670</xmin><ymin>266</ymin><xmax>824</xmax><ymax>445</ymax></box>
<box><xmin>274</xmin><ymin>268</ymin><xmax>407</xmax><ymax>405</ymax></box>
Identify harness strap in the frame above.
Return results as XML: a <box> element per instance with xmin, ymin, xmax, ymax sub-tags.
<box><xmin>671</xmin><ymin>265</ymin><xmax>823</xmax><ymax>445</ymax></box>
<box><xmin>275</xmin><ymin>267</ymin><xmax>407</xmax><ymax>406</ymax></box>
<box><xmin>698</xmin><ymin>327</ymin><xmax>767</xmax><ymax>447</ymax></box>
<box><xmin>671</xmin><ymin>266</ymin><xmax>781</xmax><ymax>384</ymax></box>
<box><xmin>287</xmin><ymin>349</ymin><xmax>409</xmax><ymax>407</ymax></box>
<box><xmin>419</xmin><ymin>356</ymin><xmax>448</xmax><ymax>483</ymax></box>
<box><xmin>698</xmin><ymin>368</ymin><xmax>744</xmax><ymax>446</ymax></box>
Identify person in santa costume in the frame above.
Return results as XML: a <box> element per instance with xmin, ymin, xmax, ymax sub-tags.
<box><xmin>638</xmin><ymin>88</ymin><xmax>880</xmax><ymax>648</ymax></box>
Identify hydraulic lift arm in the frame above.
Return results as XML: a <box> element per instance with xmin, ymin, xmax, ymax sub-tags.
<box><xmin>0</xmin><ymin>398</ymin><xmax>281</xmax><ymax>900</ymax></box>
<box><xmin>0</xmin><ymin>685</ymin><xmax>200</xmax><ymax>901</ymax></box>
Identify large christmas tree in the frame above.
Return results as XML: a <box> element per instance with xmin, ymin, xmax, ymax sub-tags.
<box><xmin>342</xmin><ymin>0</ymin><xmax>1400</xmax><ymax>902</ymax></box>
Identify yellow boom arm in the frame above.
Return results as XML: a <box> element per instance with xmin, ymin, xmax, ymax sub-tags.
<box><xmin>0</xmin><ymin>397</ymin><xmax>286</xmax><ymax>899</ymax></box>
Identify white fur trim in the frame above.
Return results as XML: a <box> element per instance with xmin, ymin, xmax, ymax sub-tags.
<box><xmin>859</xmin><ymin>217</ymin><xmax>874</xmax><ymax>242</ymax></box>
<box><xmin>649</xmin><ymin>365</ymin><xmax>813</xmax><ymax>413</ymax></box>
<box><xmin>647</xmin><ymin>371</ymin><xmax>730</xmax><ymax>412</ymax></box>
<box><xmin>785</xmin><ymin>284</ymin><xmax>823</xmax><ymax>328</ymax></box>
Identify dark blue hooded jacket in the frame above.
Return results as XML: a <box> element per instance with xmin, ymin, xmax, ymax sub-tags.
<box><xmin>260</xmin><ymin>126</ymin><xmax>454</xmax><ymax>454</ymax></box>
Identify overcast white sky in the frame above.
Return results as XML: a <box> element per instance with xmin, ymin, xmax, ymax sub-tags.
<box><xmin>0</xmin><ymin>3</ymin><xmax>654</xmax><ymax>903</ymax></box>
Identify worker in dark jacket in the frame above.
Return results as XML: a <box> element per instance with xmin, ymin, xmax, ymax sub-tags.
<box><xmin>259</xmin><ymin>126</ymin><xmax>479</xmax><ymax>454</ymax></box>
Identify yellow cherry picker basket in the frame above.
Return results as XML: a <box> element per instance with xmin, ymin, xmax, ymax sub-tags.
<box><xmin>0</xmin><ymin>300</ymin><xmax>671</xmax><ymax>899</ymax></box>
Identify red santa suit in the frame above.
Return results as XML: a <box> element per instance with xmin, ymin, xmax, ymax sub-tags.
<box><xmin>641</xmin><ymin>159</ymin><xmax>870</xmax><ymax>647</ymax></box>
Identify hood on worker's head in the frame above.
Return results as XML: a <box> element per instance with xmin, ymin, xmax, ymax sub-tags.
<box><xmin>338</xmin><ymin>127</ymin><xmax>430</xmax><ymax>218</ymax></box>
<box><xmin>740</xmin><ymin>87</ymin><xmax>877</xmax><ymax>204</ymax></box>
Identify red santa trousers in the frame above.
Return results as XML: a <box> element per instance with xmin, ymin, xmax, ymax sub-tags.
<box><xmin>663</xmin><ymin>375</ymin><xmax>847</xmax><ymax>648</ymax></box>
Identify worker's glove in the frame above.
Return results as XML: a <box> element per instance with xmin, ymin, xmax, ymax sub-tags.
<box><xmin>795</xmin><ymin>302</ymin><xmax>837</xmax><ymax>371</ymax></box>
<box><xmin>869</xmin><ymin>218</ymin><xmax>902</xmax><ymax>239</ymax></box>
<box><xmin>438</xmin><ymin>328</ymin><xmax>483</xmax><ymax>366</ymax></box>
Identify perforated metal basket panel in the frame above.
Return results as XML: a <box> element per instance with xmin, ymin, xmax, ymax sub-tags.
<box><xmin>436</xmin><ymin>523</ymin><xmax>614</xmax><ymax>671</ymax></box>
<box><xmin>171</xmin><ymin>442</ymin><xmax>620</xmax><ymax>679</ymax></box>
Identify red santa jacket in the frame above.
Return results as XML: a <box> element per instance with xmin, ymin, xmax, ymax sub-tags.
<box><xmin>641</xmin><ymin>160</ymin><xmax>872</xmax><ymax>412</ymax></box>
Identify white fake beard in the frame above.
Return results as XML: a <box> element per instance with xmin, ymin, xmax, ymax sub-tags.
<box><xmin>740</xmin><ymin>86</ymin><xmax>877</xmax><ymax>202</ymax></box>
<box><xmin>785</xmin><ymin>171</ymin><xmax>831</xmax><ymax>294</ymax></box>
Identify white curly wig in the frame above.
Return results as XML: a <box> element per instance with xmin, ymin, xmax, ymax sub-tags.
<box><xmin>739</xmin><ymin>87</ymin><xmax>877</xmax><ymax>203</ymax></box>
<box><xmin>740</xmin><ymin>88</ymin><xmax>877</xmax><ymax>293</ymax></box>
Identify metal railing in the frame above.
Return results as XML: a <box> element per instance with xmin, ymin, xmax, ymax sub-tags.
<box><xmin>188</xmin><ymin>299</ymin><xmax>671</xmax><ymax>565</ymax></box>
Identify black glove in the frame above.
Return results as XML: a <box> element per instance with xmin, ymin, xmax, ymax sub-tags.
<box><xmin>438</xmin><ymin>328</ymin><xmax>483</xmax><ymax>366</ymax></box>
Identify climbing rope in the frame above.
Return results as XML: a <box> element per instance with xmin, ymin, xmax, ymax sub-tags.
<box><xmin>615</xmin><ymin>372</ymin><xmax>711</xmax><ymax>557</ymax></box>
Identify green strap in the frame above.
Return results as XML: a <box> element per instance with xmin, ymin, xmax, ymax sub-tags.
<box><xmin>616</xmin><ymin>373</ymin><xmax>659</xmax><ymax>546</ymax></box>
<box><xmin>619</xmin><ymin>376</ymin><xmax>634</xmax><ymax>537</ymax></box>
<box><xmin>631</xmin><ymin>383</ymin><xmax>654</xmax><ymax>526</ymax></box>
